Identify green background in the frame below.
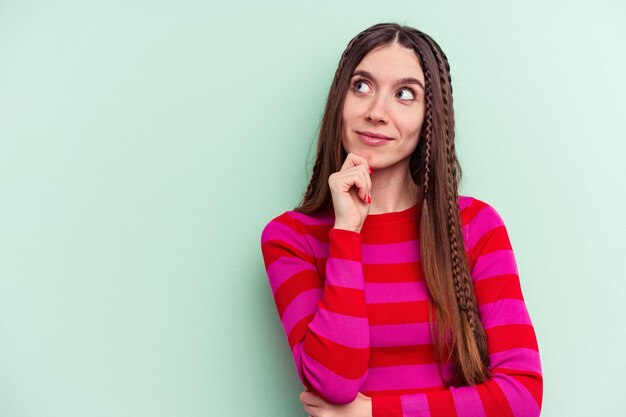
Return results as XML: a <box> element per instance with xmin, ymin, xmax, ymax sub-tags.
<box><xmin>1</xmin><ymin>1</ymin><xmax>624</xmax><ymax>416</ymax></box>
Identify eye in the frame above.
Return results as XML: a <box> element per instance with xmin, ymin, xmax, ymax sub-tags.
<box><xmin>352</xmin><ymin>78</ymin><xmax>372</xmax><ymax>94</ymax></box>
<box><xmin>397</xmin><ymin>87</ymin><xmax>417</xmax><ymax>101</ymax></box>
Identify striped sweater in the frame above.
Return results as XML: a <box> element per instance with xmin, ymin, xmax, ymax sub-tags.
<box><xmin>260</xmin><ymin>195</ymin><xmax>543</xmax><ymax>417</ymax></box>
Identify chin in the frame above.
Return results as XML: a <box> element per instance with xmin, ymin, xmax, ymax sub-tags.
<box><xmin>350</xmin><ymin>148</ymin><xmax>376</xmax><ymax>163</ymax></box>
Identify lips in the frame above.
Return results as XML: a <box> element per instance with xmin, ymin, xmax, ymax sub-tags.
<box><xmin>356</xmin><ymin>131</ymin><xmax>392</xmax><ymax>146</ymax></box>
<box><xmin>356</xmin><ymin>131</ymin><xmax>392</xmax><ymax>140</ymax></box>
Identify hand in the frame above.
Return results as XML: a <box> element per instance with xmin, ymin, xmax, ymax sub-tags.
<box><xmin>299</xmin><ymin>388</ymin><xmax>372</xmax><ymax>417</ymax></box>
<box><xmin>328</xmin><ymin>152</ymin><xmax>372</xmax><ymax>233</ymax></box>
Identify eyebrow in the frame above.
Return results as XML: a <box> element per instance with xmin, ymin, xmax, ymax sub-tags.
<box><xmin>351</xmin><ymin>70</ymin><xmax>425</xmax><ymax>91</ymax></box>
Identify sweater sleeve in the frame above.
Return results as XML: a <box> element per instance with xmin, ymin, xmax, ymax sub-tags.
<box><xmin>260</xmin><ymin>213</ymin><xmax>370</xmax><ymax>404</ymax></box>
<box><xmin>370</xmin><ymin>201</ymin><xmax>543</xmax><ymax>417</ymax></box>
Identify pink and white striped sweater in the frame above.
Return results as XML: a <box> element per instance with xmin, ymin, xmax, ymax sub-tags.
<box><xmin>260</xmin><ymin>195</ymin><xmax>543</xmax><ymax>417</ymax></box>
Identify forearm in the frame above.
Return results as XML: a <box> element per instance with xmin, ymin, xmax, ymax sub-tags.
<box><xmin>262</xmin><ymin>217</ymin><xmax>370</xmax><ymax>404</ymax></box>
<box><xmin>298</xmin><ymin>228</ymin><xmax>370</xmax><ymax>403</ymax></box>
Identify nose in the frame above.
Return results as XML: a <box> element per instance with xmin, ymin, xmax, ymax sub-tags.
<box><xmin>365</xmin><ymin>95</ymin><xmax>388</xmax><ymax>124</ymax></box>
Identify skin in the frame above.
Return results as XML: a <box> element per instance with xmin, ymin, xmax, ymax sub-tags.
<box><xmin>302</xmin><ymin>42</ymin><xmax>427</xmax><ymax>415</ymax></box>
<box><xmin>300</xmin><ymin>389</ymin><xmax>372</xmax><ymax>417</ymax></box>
<box><xmin>332</xmin><ymin>41</ymin><xmax>426</xmax><ymax>232</ymax></box>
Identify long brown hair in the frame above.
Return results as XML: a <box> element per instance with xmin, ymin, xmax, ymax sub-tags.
<box><xmin>293</xmin><ymin>23</ymin><xmax>491</xmax><ymax>386</ymax></box>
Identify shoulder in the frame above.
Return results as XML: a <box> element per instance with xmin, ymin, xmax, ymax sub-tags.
<box><xmin>458</xmin><ymin>194</ymin><xmax>509</xmax><ymax>235</ymax></box>
<box><xmin>260</xmin><ymin>208</ymin><xmax>334</xmax><ymax>270</ymax></box>
<box><xmin>458</xmin><ymin>194</ymin><xmax>513</xmax><ymax>263</ymax></box>
<box><xmin>260</xmin><ymin>208</ymin><xmax>334</xmax><ymax>247</ymax></box>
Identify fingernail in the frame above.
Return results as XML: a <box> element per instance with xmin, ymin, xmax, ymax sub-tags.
<box><xmin>368</xmin><ymin>167</ymin><xmax>373</xmax><ymax>174</ymax></box>
<box><xmin>367</xmin><ymin>195</ymin><xmax>371</xmax><ymax>204</ymax></box>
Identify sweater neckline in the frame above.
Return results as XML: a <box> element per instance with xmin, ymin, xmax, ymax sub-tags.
<box><xmin>363</xmin><ymin>202</ymin><xmax>420</xmax><ymax>225</ymax></box>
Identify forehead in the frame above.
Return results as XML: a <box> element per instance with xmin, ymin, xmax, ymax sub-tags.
<box><xmin>354</xmin><ymin>43</ymin><xmax>424</xmax><ymax>83</ymax></box>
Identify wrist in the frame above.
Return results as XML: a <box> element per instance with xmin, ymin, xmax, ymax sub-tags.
<box><xmin>333</xmin><ymin>223</ymin><xmax>362</xmax><ymax>233</ymax></box>
<box><xmin>333</xmin><ymin>225</ymin><xmax>361</xmax><ymax>233</ymax></box>
<box><xmin>365</xmin><ymin>396</ymin><xmax>372</xmax><ymax>417</ymax></box>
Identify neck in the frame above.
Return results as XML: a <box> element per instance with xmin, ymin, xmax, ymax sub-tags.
<box><xmin>368</xmin><ymin>162</ymin><xmax>421</xmax><ymax>214</ymax></box>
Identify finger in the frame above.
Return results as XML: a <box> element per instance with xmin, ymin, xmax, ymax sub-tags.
<box><xmin>340</xmin><ymin>152</ymin><xmax>371</xmax><ymax>173</ymax></box>
<box><xmin>352</xmin><ymin>169</ymin><xmax>369</xmax><ymax>203</ymax></box>
<box><xmin>360</xmin><ymin>168</ymin><xmax>372</xmax><ymax>202</ymax></box>
<box><xmin>356</xmin><ymin>169</ymin><xmax>369</xmax><ymax>203</ymax></box>
<box><xmin>340</xmin><ymin>152</ymin><xmax>369</xmax><ymax>172</ymax></box>
<box><xmin>365</xmin><ymin>165</ymin><xmax>372</xmax><ymax>199</ymax></box>
<box><xmin>344</xmin><ymin>154</ymin><xmax>372</xmax><ymax>200</ymax></box>
<box><xmin>299</xmin><ymin>390</ymin><xmax>325</xmax><ymax>407</ymax></box>
<box><xmin>359</xmin><ymin>165</ymin><xmax>372</xmax><ymax>204</ymax></box>
<box><xmin>332</xmin><ymin>169</ymin><xmax>369</xmax><ymax>202</ymax></box>
<box><xmin>303</xmin><ymin>404</ymin><xmax>320</xmax><ymax>415</ymax></box>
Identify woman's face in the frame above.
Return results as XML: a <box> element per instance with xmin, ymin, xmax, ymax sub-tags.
<box><xmin>341</xmin><ymin>42</ymin><xmax>426</xmax><ymax>171</ymax></box>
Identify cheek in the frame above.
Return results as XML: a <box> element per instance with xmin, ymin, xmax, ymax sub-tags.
<box><xmin>341</xmin><ymin>102</ymin><xmax>360</xmax><ymax>142</ymax></box>
<box><xmin>398</xmin><ymin>119</ymin><xmax>423</xmax><ymax>138</ymax></box>
<box><xmin>399</xmin><ymin>107</ymin><xmax>426</xmax><ymax>136</ymax></box>
<box><xmin>340</xmin><ymin>133</ymin><xmax>348</xmax><ymax>152</ymax></box>
<box><xmin>342</xmin><ymin>94</ymin><xmax>367</xmax><ymax>121</ymax></box>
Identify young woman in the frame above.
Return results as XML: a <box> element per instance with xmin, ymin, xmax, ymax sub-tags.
<box><xmin>260</xmin><ymin>23</ymin><xmax>542</xmax><ymax>417</ymax></box>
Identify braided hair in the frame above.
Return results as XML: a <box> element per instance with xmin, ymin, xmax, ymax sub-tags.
<box><xmin>295</xmin><ymin>23</ymin><xmax>490</xmax><ymax>386</ymax></box>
